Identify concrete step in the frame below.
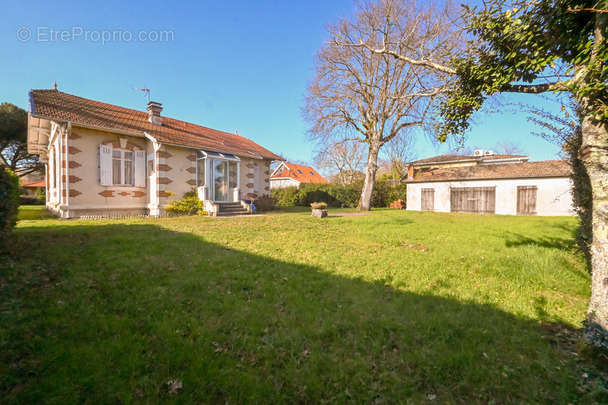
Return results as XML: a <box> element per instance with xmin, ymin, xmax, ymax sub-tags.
<box><xmin>216</xmin><ymin>203</ymin><xmax>250</xmax><ymax>216</ymax></box>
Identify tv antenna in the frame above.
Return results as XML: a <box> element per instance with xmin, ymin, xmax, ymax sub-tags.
<box><xmin>132</xmin><ymin>86</ymin><xmax>151</xmax><ymax>102</ymax></box>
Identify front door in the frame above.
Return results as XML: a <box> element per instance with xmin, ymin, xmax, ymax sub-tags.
<box><xmin>213</xmin><ymin>160</ymin><xmax>229</xmax><ymax>202</ymax></box>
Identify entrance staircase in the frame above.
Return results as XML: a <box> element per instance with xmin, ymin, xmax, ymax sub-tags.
<box><xmin>215</xmin><ymin>202</ymin><xmax>250</xmax><ymax>217</ymax></box>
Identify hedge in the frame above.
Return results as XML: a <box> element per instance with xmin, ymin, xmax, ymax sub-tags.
<box><xmin>0</xmin><ymin>166</ymin><xmax>21</xmax><ymax>246</ymax></box>
<box><xmin>271</xmin><ymin>179</ymin><xmax>407</xmax><ymax>208</ymax></box>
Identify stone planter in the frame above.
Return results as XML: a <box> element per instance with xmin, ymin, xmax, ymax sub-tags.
<box><xmin>311</xmin><ymin>208</ymin><xmax>328</xmax><ymax>218</ymax></box>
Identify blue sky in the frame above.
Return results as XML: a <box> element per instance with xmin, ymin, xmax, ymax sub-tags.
<box><xmin>1</xmin><ymin>0</ymin><xmax>566</xmax><ymax>168</ymax></box>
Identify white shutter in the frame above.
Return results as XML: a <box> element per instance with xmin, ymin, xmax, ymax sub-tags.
<box><xmin>99</xmin><ymin>145</ymin><xmax>112</xmax><ymax>186</ymax></box>
<box><xmin>134</xmin><ymin>150</ymin><xmax>146</xmax><ymax>187</ymax></box>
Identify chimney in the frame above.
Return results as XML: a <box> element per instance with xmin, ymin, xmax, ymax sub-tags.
<box><xmin>407</xmin><ymin>166</ymin><xmax>414</xmax><ymax>180</ymax></box>
<box><xmin>147</xmin><ymin>101</ymin><xmax>163</xmax><ymax>126</ymax></box>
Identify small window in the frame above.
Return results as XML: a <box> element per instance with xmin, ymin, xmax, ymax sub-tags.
<box><xmin>254</xmin><ymin>164</ymin><xmax>260</xmax><ymax>191</ymax></box>
<box><xmin>197</xmin><ymin>158</ymin><xmax>206</xmax><ymax>187</ymax></box>
<box><xmin>310</xmin><ymin>171</ymin><xmax>315</xmax><ymax>175</ymax></box>
<box><xmin>297</xmin><ymin>169</ymin><xmax>303</xmax><ymax>174</ymax></box>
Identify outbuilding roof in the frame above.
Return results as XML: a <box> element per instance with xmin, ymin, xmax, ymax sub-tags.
<box><xmin>408</xmin><ymin>153</ymin><xmax>529</xmax><ymax>166</ymax></box>
<box><xmin>402</xmin><ymin>160</ymin><xmax>571</xmax><ymax>183</ymax></box>
<box><xmin>29</xmin><ymin>89</ymin><xmax>283</xmax><ymax>160</ymax></box>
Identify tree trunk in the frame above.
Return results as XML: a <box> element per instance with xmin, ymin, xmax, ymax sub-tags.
<box><xmin>581</xmin><ymin>114</ymin><xmax>608</xmax><ymax>347</ymax></box>
<box><xmin>359</xmin><ymin>142</ymin><xmax>381</xmax><ymax>211</ymax></box>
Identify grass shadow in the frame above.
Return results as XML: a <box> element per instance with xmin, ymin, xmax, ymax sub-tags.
<box><xmin>0</xmin><ymin>222</ymin><xmax>601</xmax><ymax>403</ymax></box>
<box><xmin>505</xmin><ymin>232</ymin><xmax>578</xmax><ymax>251</ymax></box>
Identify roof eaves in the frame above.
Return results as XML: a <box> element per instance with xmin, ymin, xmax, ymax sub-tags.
<box><xmin>30</xmin><ymin>113</ymin><xmax>146</xmax><ymax>138</ymax></box>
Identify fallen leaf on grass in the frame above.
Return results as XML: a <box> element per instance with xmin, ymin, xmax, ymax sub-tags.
<box><xmin>167</xmin><ymin>380</ymin><xmax>183</xmax><ymax>394</ymax></box>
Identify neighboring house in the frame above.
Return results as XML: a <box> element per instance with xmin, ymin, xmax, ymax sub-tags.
<box><xmin>401</xmin><ymin>150</ymin><xmax>573</xmax><ymax>216</ymax></box>
<box><xmin>21</xmin><ymin>180</ymin><xmax>46</xmax><ymax>198</ymax></box>
<box><xmin>270</xmin><ymin>162</ymin><xmax>330</xmax><ymax>189</ymax></box>
<box><xmin>27</xmin><ymin>88</ymin><xmax>283</xmax><ymax>218</ymax></box>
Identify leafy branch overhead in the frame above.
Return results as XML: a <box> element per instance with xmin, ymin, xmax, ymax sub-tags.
<box><xmin>438</xmin><ymin>0</ymin><xmax>608</xmax><ymax>140</ymax></box>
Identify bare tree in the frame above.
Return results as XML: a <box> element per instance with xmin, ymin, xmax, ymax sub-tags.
<box><xmin>381</xmin><ymin>130</ymin><xmax>416</xmax><ymax>180</ymax></box>
<box><xmin>314</xmin><ymin>140</ymin><xmax>367</xmax><ymax>185</ymax></box>
<box><xmin>304</xmin><ymin>0</ymin><xmax>461</xmax><ymax>210</ymax></box>
<box><xmin>493</xmin><ymin>141</ymin><xmax>526</xmax><ymax>156</ymax></box>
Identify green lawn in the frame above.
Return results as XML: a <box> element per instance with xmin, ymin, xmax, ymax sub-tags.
<box><xmin>1</xmin><ymin>207</ymin><xmax>605</xmax><ymax>403</ymax></box>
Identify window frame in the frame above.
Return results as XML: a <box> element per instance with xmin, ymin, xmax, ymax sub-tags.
<box><xmin>112</xmin><ymin>149</ymin><xmax>134</xmax><ymax>186</ymax></box>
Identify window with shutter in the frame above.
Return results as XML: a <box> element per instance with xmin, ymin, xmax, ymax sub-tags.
<box><xmin>134</xmin><ymin>150</ymin><xmax>146</xmax><ymax>187</ymax></box>
<box><xmin>99</xmin><ymin>145</ymin><xmax>112</xmax><ymax>186</ymax></box>
<box><xmin>254</xmin><ymin>164</ymin><xmax>260</xmax><ymax>191</ymax></box>
<box><xmin>99</xmin><ymin>144</ymin><xmax>145</xmax><ymax>187</ymax></box>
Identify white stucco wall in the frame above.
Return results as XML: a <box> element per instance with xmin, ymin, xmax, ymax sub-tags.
<box><xmin>270</xmin><ymin>178</ymin><xmax>300</xmax><ymax>189</ymax></box>
<box><xmin>406</xmin><ymin>177</ymin><xmax>573</xmax><ymax>216</ymax></box>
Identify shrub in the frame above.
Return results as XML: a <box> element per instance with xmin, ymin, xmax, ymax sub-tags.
<box><xmin>0</xmin><ymin>166</ymin><xmax>21</xmax><ymax>246</ymax></box>
<box><xmin>271</xmin><ymin>186</ymin><xmax>301</xmax><ymax>206</ymax></box>
<box><xmin>35</xmin><ymin>187</ymin><xmax>46</xmax><ymax>201</ymax></box>
<box><xmin>165</xmin><ymin>192</ymin><xmax>207</xmax><ymax>216</ymax></box>
<box><xmin>255</xmin><ymin>195</ymin><xmax>276</xmax><ymax>211</ymax></box>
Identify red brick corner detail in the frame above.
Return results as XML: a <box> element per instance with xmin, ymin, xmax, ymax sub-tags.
<box><xmin>62</xmin><ymin>175</ymin><xmax>82</xmax><ymax>183</ymax></box>
<box><xmin>62</xmin><ymin>160</ymin><xmax>82</xmax><ymax>169</ymax></box>
<box><xmin>186</xmin><ymin>179</ymin><xmax>196</xmax><ymax>186</ymax></box>
<box><xmin>99</xmin><ymin>190</ymin><xmax>115</xmax><ymax>197</ymax></box>
<box><xmin>62</xmin><ymin>189</ymin><xmax>82</xmax><ymax>197</ymax></box>
<box><xmin>133</xmin><ymin>191</ymin><xmax>146</xmax><ymax>198</ymax></box>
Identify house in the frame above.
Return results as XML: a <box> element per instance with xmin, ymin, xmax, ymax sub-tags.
<box><xmin>21</xmin><ymin>179</ymin><xmax>46</xmax><ymax>199</ymax></box>
<box><xmin>27</xmin><ymin>88</ymin><xmax>283</xmax><ymax>218</ymax></box>
<box><xmin>401</xmin><ymin>150</ymin><xmax>573</xmax><ymax>216</ymax></box>
<box><xmin>269</xmin><ymin>162</ymin><xmax>330</xmax><ymax>189</ymax></box>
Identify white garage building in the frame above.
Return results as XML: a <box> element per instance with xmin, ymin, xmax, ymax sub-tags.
<box><xmin>402</xmin><ymin>152</ymin><xmax>573</xmax><ymax>216</ymax></box>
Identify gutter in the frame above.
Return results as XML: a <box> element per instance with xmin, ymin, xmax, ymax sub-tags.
<box><xmin>144</xmin><ymin>132</ymin><xmax>162</xmax><ymax>216</ymax></box>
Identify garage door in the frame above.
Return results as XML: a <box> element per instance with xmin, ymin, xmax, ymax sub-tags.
<box><xmin>450</xmin><ymin>187</ymin><xmax>496</xmax><ymax>214</ymax></box>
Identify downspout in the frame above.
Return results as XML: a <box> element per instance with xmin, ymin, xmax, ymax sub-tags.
<box><xmin>65</xmin><ymin>122</ymin><xmax>71</xmax><ymax>218</ymax></box>
<box><xmin>144</xmin><ymin>132</ymin><xmax>162</xmax><ymax>216</ymax></box>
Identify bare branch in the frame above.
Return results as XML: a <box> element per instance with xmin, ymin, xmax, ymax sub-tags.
<box><xmin>331</xmin><ymin>40</ymin><xmax>457</xmax><ymax>74</ymax></box>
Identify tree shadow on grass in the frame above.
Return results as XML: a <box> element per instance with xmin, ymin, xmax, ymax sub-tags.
<box><xmin>504</xmin><ymin>232</ymin><xmax>578</xmax><ymax>252</ymax></box>
<box><xmin>0</xmin><ymin>223</ymin><xmax>601</xmax><ymax>404</ymax></box>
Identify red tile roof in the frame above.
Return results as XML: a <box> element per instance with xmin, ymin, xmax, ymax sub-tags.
<box><xmin>403</xmin><ymin>160</ymin><xmax>571</xmax><ymax>183</ymax></box>
<box><xmin>271</xmin><ymin>162</ymin><xmax>330</xmax><ymax>184</ymax></box>
<box><xmin>29</xmin><ymin>89</ymin><xmax>283</xmax><ymax>160</ymax></box>
<box><xmin>22</xmin><ymin>180</ymin><xmax>46</xmax><ymax>188</ymax></box>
